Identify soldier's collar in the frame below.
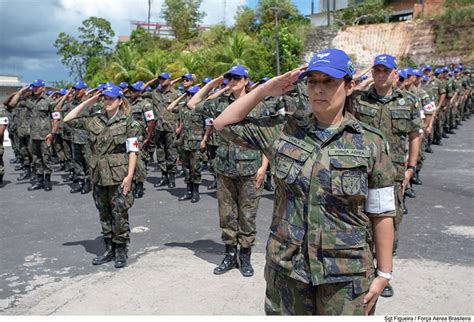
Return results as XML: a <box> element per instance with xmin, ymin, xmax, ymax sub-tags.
<box><xmin>306</xmin><ymin>111</ymin><xmax>362</xmax><ymax>134</ymax></box>
<box><xmin>367</xmin><ymin>85</ymin><xmax>402</xmax><ymax>103</ymax></box>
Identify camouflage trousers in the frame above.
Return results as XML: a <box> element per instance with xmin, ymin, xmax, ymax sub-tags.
<box><xmin>155</xmin><ymin>130</ymin><xmax>177</xmax><ymax>173</ymax></box>
<box><xmin>18</xmin><ymin>135</ymin><xmax>32</xmax><ymax>168</ymax></box>
<box><xmin>434</xmin><ymin>109</ymin><xmax>445</xmax><ymax>141</ymax></box>
<box><xmin>417</xmin><ymin>135</ymin><xmax>426</xmax><ymax>171</ymax></box>
<box><xmin>61</xmin><ymin>138</ymin><xmax>73</xmax><ymax>171</ymax></box>
<box><xmin>0</xmin><ymin>143</ymin><xmax>4</xmax><ymax>176</ymax></box>
<box><xmin>93</xmin><ymin>184</ymin><xmax>134</xmax><ymax>245</ymax></box>
<box><xmin>393</xmin><ymin>181</ymin><xmax>404</xmax><ymax>253</ymax></box>
<box><xmin>264</xmin><ymin>265</ymin><xmax>375</xmax><ymax>315</ymax></box>
<box><xmin>31</xmin><ymin>139</ymin><xmax>52</xmax><ymax>175</ymax></box>
<box><xmin>72</xmin><ymin>143</ymin><xmax>90</xmax><ymax>181</ymax></box>
<box><xmin>134</xmin><ymin>150</ymin><xmax>147</xmax><ymax>183</ymax></box>
<box><xmin>217</xmin><ymin>174</ymin><xmax>262</xmax><ymax>248</ymax></box>
<box><xmin>206</xmin><ymin>144</ymin><xmax>218</xmax><ymax>178</ymax></box>
<box><xmin>8</xmin><ymin>129</ymin><xmax>21</xmax><ymax>160</ymax></box>
<box><xmin>182</xmin><ymin>149</ymin><xmax>203</xmax><ymax>184</ymax></box>
<box><xmin>52</xmin><ymin>134</ymin><xmax>68</xmax><ymax>165</ymax></box>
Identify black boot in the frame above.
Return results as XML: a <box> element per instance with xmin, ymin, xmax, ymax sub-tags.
<box><xmin>405</xmin><ymin>186</ymin><xmax>416</xmax><ymax>198</ymax></box>
<box><xmin>18</xmin><ymin>169</ymin><xmax>31</xmax><ymax>181</ymax></box>
<box><xmin>213</xmin><ymin>245</ymin><xmax>238</xmax><ymax>275</ymax></box>
<box><xmin>0</xmin><ymin>175</ymin><xmax>3</xmax><ymax>185</ymax></box>
<box><xmin>263</xmin><ymin>175</ymin><xmax>274</xmax><ymax>191</ymax></box>
<box><xmin>134</xmin><ymin>182</ymin><xmax>144</xmax><ymax>198</ymax></box>
<box><xmin>403</xmin><ymin>202</ymin><xmax>408</xmax><ymax>215</ymax></box>
<box><xmin>114</xmin><ymin>244</ymin><xmax>128</xmax><ymax>268</ymax></box>
<box><xmin>81</xmin><ymin>179</ymin><xmax>92</xmax><ymax>194</ymax></box>
<box><xmin>208</xmin><ymin>178</ymin><xmax>217</xmax><ymax>190</ymax></box>
<box><xmin>442</xmin><ymin>129</ymin><xmax>449</xmax><ymax>138</ymax></box>
<box><xmin>239</xmin><ymin>247</ymin><xmax>254</xmax><ymax>277</ymax></box>
<box><xmin>411</xmin><ymin>170</ymin><xmax>422</xmax><ymax>185</ymax></box>
<box><xmin>154</xmin><ymin>172</ymin><xmax>168</xmax><ymax>187</ymax></box>
<box><xmin>28</xmin><ymin>175</ymin><xmax>44</xmax><ymax>191</ymax></box>
<box><xmin>191</xmin><ymin>183</ymin><xmax>200</xmax><ymax>203</ymax></box>
<box><xmin>92</xmin><ymin>238</ymin><xmax>115</xmax><ymax>265</ymax></box>
<box><xmin>44</xmin><ymin>174</ymin><xmax>52</xmax><ymax>191</ymax></box>
<box><xmin>168</xmin><ymin>172</ymin><xmax>176</xmax><ymax>188</ymax></box>
<box><xmin>179</xmin><ymin>183</ymin><xmax>193</xmax><ymax>201</ymax></box>
<box><xmin>381</xmin><ymin>284</ymin><xmax>394</xmax><ymax>297</ymax></box>
<box><xmin>70</xmin><ymin>179</ymin><xmax>84</xmax><ymax>193</ymax></box>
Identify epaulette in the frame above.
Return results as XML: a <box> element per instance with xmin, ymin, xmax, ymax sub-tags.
<box><xmin>359</xmin><ymin>121</ymin><xmax>386</xmax><ymax>140</ymax></box>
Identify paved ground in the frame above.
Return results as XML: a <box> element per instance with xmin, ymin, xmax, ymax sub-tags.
<box><xmin>0</xmin><ymin>118</ymin><xmax>473</xmax><ymax>315</ymax></box>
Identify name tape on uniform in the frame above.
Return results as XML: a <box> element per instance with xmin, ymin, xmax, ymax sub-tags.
<box><xmin>328</xmin><ymin>149</ymin><xmax>370</xmax><ymax>158</ymax></box>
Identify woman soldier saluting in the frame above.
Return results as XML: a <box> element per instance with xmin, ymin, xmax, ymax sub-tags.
<box><xmin>213</xmin><ymin>49</ymin><xmax>396</xmax><ymax>315</ymax></box>
<box><xmin>63</xmin><ymin>84</ymin><xmax>140</xmax><ymax>269</ymax></box>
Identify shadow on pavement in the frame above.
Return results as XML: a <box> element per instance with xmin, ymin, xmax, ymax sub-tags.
<box><xmin>63</xmin><ymin>236</ymin><xmax>104</xmax><ymax>256</ymax></box>
<box><xmin>165</xmin><ymin>239</ymin><xmax>224</xmax><ymax>265</ymax></box>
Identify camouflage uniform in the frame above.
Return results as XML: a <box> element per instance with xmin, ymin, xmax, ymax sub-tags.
<box><xmin>6</xmin><ymin>103</ymin><xmax>21</xmax><ymax>162</ymax></box>
<box><xmin>74</xmin><ymin>109</ymin><xmax>141</xmax><ymax>245</ymax></box>
<box><xmin>219</xmin><ymin>111</ymin><xmax>396</xmax><ymax>315</ymax></box>
<box><xmin>196</xmin><ymin>93</ymin><xmax>263</xmax><ymax>248</ymax></box>
<box><xmin>0</xmin><ymin>105</ymin><xmax>9</xmax><ymax>179</ymax></box>
<box><xmin>353</xmin><ymin>86</ymin><xmax>423</xmax><ymax>253</ymax></box>
<box><xmin>70</xmin><ymin>98</ymin><xmax>91</xmax><ymax>182</ymax></box>
<box><xmin>431</xmin><ymin>76</ymin><xmax>447</xmax><ymax>143</ymax></box>
<box><xmin>16</xmin><ymin>96</ymin><xmax>33</xmax><ymax>171</ymax></box>
<box><xmin>50</xmin><ymin>97</ymin><xmax>67</xmax><ymax>166</ymax></box>
<box><xmin>152</xmin><ymin>86</ymin><xmax>180</xmax><ymax>174</ymax></box>
<box><xmin>59</xmin><ymin>99</ymin><xmax>75</xmax><ymax>172</ymax></box>
<box><xmin>445</xmin><ymin>77</ymin><xmax>456</xmax><ymax>131</ymax></box>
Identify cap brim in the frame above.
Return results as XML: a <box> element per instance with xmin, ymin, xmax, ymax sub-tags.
<box><xmin>224</xmin><ymin>72</ymin><xmax>245</xmax><ymax>78</ymax></box>
<box><xmin>299</xmin><ymin>66</ymin><xmax>347</xmax><ymax>79</ymax></box>
<box><xmin>373</xmin><ymin>62</ymin><xmax>396</xmax><ymax>69</ymax></box>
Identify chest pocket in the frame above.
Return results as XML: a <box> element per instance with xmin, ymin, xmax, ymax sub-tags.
<box><xmin>390</xmin><ymin>107</ymin><xmax>411</xmax><ymax>134</ymax></box>
<box><xmin>355</xmin><ymin>103</ymin><xmax>379</xmax><ymax>127</ymax></box>
<box><xmin>235</xmin><ymin>146</ymin><xmax>261</xmax><ymax>176</ymax></box>
<box><xmin>330</xmin><ymin>157</ymin><xmax>368</xmax><ymax>197</ymax></box>
<box><xmin>274</xmin><ymin>137</ymin><xmax>313</xmax><ymax>184</ymax></box>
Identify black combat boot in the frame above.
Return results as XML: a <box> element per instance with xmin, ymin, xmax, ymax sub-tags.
<box><xmin>208</xmin><ymin>177</ymin><xmax>217</xmax><ymax>190</ymax></box>
<box><xmin>381</xmin><ymin>284</ymin><xmax>394</xmax><ymax>297</ymax></box>
<box><xmin>410</xmin><ymin>170</ymin><xmax>422</xmax><ymax>185</ymax></box>
<box><xmin>191</xmin><ymin>183</ymin><xmax>200</xmax><ymax>203</ymax></box>
<box><xmin>92</xmin><ymin>238</ymin><xmax>115</xmax><ymax>265</ymax></box>
<box><xmin>44</xmin><ymin>174</ymin><xmax>52</xmax><ymax>191</ymax></box>
<box><xmin>213</xmin><ymin>245</ymin><xmax>238</xmax><ymax>275</ymax></box>
<box><xmin>179</xmin><ymin>183</ymin><xmax>193</xmax><ymax>201</ymax></box>
<box><xmin>134</xmin><ymin>182</ymin><xmax>144</xmax><ymax>198</ymax></box>
<box><xmin>18</xmin><ymin>169</ymin><xmax>31</xmax><ymax>181</ymax></box>
<box><xmin>0</xmin><ymin>175</ymin><xmax>3</xmax><ymax>185</ymax></box>
<box><xmin>405</xmin><ymin>185</ymin><xmax>416</xmax><ymax>198</ymax></box>
<box><xmin>168</xmin><ymin>172</ymin><xmax>176</xmax><ymax>188</ymax></box>
<box><xmin>154</xmin><ymin>172</ymin><xmax>168</xmax><ymax>187</ymax></box>
<box><xmin>263</xmin><ymin>175</ymin><xmax>274</xmax><ymax>191</ymax></box>
<box><xmin>442</xmin><ymin>128</ymin><xmax>449</xmax><ymax>138</ymax></box>
<box><xmin>70</xmin><ymin>179</ymin><xmax>84</xmax><ymax>193</ymax></box>
<box><xmin>28</xmin><ymin>174</ymin><xmax>44</xmax><ymax>191</ymax></box>
<box><xmin>81</xmin><ymin>179</ymin><xmax>92</xmax><ymax>194</ymax></box>
<box><xmin>114</xmin><ymin>244</ymin><xmax>128</xmax><ymax>268</ymax></box>
<box><xmin>239</xmin><ymin>247</ymin><xmax>254</xmax><ymax>277</ymax></box>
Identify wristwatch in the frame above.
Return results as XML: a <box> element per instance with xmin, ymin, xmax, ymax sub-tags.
<box><xmin>376</xmin><ymin>269</ymin><xmax>393</xmax><ymax>281</ymax></box>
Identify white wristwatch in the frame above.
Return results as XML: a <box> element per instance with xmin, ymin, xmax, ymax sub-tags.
<box><xmin>376</xmin><ymin>269</ymin><xmax>393</xmax><ymax>281</ymax></box>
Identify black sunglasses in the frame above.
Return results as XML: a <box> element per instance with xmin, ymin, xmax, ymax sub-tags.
<box><xmin>228</xmin><ymin>75</ymin><xmax>243</xmax><ymax>81</ymax></box>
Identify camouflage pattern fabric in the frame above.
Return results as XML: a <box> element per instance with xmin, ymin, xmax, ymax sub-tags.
<box><xmin>0</xmin><ymin>105</ymin><xmax>7</xmax><ymax>176</ymax></box>
<box><xmin>154</xmin><ymin>130</ymin><xmax>178</xmax><ymax>173</ymax></box>
<box><xmin>31</xmin><ymin>139</ymin><xmax>52</xmax><ymax>175</ymax></box>
<box><xmin>27</xmin><ymin>94</ymin><xmax>53</xmax><ymax>140</ymax></box>
<box><xmin>152</xmin><ymin>86</ymin><xmax>180</xmax><ymax>132</ymax></box>
<box><xmin>130</xmin><ymin>96</ymin><xmax>154</xmax><ymax>182</ymax></box>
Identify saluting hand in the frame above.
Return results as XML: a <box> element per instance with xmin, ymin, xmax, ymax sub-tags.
<box><xmin>259</xmin><ymin>67</ymin><xmax>304</xmax><ymax>97</ymax></box>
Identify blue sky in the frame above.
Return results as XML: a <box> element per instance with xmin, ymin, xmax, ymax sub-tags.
<box><xmin>247</xmin><ymin>0</ymin><xmax>313</xmax><ymax>14</ymax></box>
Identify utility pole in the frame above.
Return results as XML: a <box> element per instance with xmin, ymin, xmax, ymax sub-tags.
<box><xmin>148</xmin><ymin>0</ymin><xmax>152</xmax><ymax>32</ymax></box>
<box><xmin>271</xmin><ymin>7</ymin><xmax>281</xmax><ymax>76</ymax></box>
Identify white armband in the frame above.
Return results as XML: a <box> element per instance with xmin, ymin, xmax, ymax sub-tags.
<box><xmin>52</xmin><ymin>111</ymin><xmax>61</xmax><ymax>120</ymax></box>
<box><xmin>126</xmin><ymin>137</ymin><xmax>139</xmax><ymax>153</ymax></box>
<box><xmin>0</xmin><ymin>117</ymin><xmax>8</xmax><ymax>125</ymax></box>
<box><xmin>423</xmin><ymin>102</ymin><xmax>436</xmax><ymax>114</ymax></box>
<box><xmin>276</xmin><ymin>108</ymin><xmax>285</xmax><ymax>115</ymax></box>
<box><xmin>144</xmin><ymin>110</ymin><xmax>155</xmax><ymax>121</ymax></box>
<box><xmin>419</xmin><ymin>110</ymin><xmax>425</xmax><ymax>119</ymax></box>
<box><xmin>205</xmin><ymin>118</ymin><xmax>214</xmax><ymax>127</ymax></box>
<box><xmin>365</xmin><ymin>186</ymin><xmax>396</xmax><ymax>214</ymax></box>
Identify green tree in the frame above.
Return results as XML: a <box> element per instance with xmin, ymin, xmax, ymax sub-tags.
<box><xmin>109</xmin><ymin>46</ymin><xmax>140</xmax><ymax>83</ymax></box>
<box><xmin>161</xmin><ymin>0</ymin><xmax>206</xmax><ymax>41</ymax></box>
<box><xmin>54</xmin><ymin>17</ymin><xmax>115</xmax><ymax>80</ymax></box>
<box><xmin>234</xmin><ymin>6</ymin><xmax>259</xmax><ymax>34</ymax></box>
<box><xmin>257</xmin><ymin>0</ymin><xmax>300</xmax><ymax>26</ymax></box>
<box><xmin>334</xmin><ymin>0</ymin><xmax>391</xmax><ymax>26</ymax></box>
<box><xmin>51</xmin><ymin>80</ymin><xmax>74</xmax><ymax>89</ymax></box>
<box><xmin>137</xmin><ymin>50</ymin><xmax>173</xmax><ymax>80</ymax></box>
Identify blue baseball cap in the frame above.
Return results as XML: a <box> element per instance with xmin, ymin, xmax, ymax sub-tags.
<box><xmin>449</xmin><ymin>72</ymin><xmax>454</xmax><ymax>77</ymax></box>
<box><xmin>59</xmin><ymin>88</ymin><xmax>68</xmax><ymax>95</ymax></box>
<box><xmin>202</xmin><ymin>77</ymin><xmax>213</xmax><ymax>84</ymax></box>
<box><xmin>422</xmin><ymin>75</ymin><xmax>430</xmax><ymax>82</ymax></box>
<box><xmin>119</xmin><ymin>82</ymin><xmax>129</xmax><ymax>89</ymax></box>
<box><xmin>443</xmin><ymin>66</ymin><xmax>451</xmax><ymax>73</ymax></box>
<box><xmin>73</xmin><ymin>81</ymin><xmax>88</xmax><ymax>89</ymax></box>
<box><xmin>223</xmin><ymin>79</ymin><xmax>229</xmax><ymax>85</ymax></box>
<box><xmin>156</xmin><ymin>84</ymin><xmax>162</xmax><ymax>91</ymax></box>
<box><xmin>159</xmin><ymin>72</ymin><xmax>171</xmax><ymax>80</ymax></box>
<box><xmin>182</xmin><ymin>73</ymin><xmax>194</xmax><ymax>80</ymax></box>
<box><xmin>129</xmin><ymin>81</ymin><xmax>144</xmax><ymax>91</ymax></box>
<box><xmin>96</xmin><ymin>83</ymin><xmax>106</xmax><ymax>91</ymax></box>
<box><xmin>398</xmin><ymin>69</ymin><xmax>408</xmax><ymax>79</ymax></box>
<box><xmin>30</xmin><ymin>79</ymin><xmax>45</xmax><ymax>87</ymax></box>
<box><xmin>457</xmin><ymin>65</ymin><xmax>464</xmax><ymax>70</ymax></box>
<box><xmin>145</xmin><ymin>86</ymin><xmax>151</xmax><ymax>92</ymax></box>
<box><xmin>423</xmin><ymin>65</ymin><xmax>432</xmax><ymax>71</ymax></box>
<box><xmin>46</xmin><ymin>90</ymin><xmax>53</xmax><ymax>96</ymax></box>
<box><xmin>454</xmin><ymin>68</ymin><xmax>461</xmax><ymax>73</ymax></box>
<box><xmin>434</xmin><ymin>68</ymin><xmax>443</xmax><ymax>75</ymax></box>
<box><xmin>100</xmin><ymin>85</ymin><xmax>123</xmax><ymax>98</ymax></box>
<box><xmin>300</xmin><ymin>49</ymin><xmax>355</xmax><ymax>79</ymax></box>
<box><xmin>106</xmin><ymin>81</ymin><xmax>116</xmax><ymax>87</ymax></box>
<box><xmin>405</xmin><ymin>67</ymin><xmax>414</xmax><ymax>76</ymax></box>
<box><xmin>224</xmin><ymin>65</ymin><xmax>249</xmax><ymax>78</ymax></box>
<box><xmin>373</xmin><ymin>54</ymin><xmax>397</xmax><ymax>69</ymax></box>
<box><xmin>186</xmin><ymin>85</ymin><xmax>201</xmax><ymax>94</ymax></box>
<box><xmin>259</xmin><ymin>76</ymin><xmax>271</xmax><ymax>83</ymax></box>
<box><xmin>413</xmin><ymin>68</ymin><xmax>423</xmax><ymax>77</ymax></box>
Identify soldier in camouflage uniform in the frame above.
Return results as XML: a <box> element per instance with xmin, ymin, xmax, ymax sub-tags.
<box><xmin>49</xmin><ymin>89</ymin><xmax>69</xmax><ymax>171</ymax></box>
<box><xmin>190</xmin><ymin>65</ymin><xmax>268</xmax><ymax>278</ymax></box>
<box><xmin>152</xmin><ymin>72</ymin><xmax>180</xmax><ymax>189</ymax></box>
<box><xmin>64</xmin><ymin>84</ymin><xmax>140</xmax><ymax>269</ymax></box>
<box><xmin>128</xmin><ymin>81</ymin><xmax>155</xmax><ymax>199</ymax></box>
<box><xmin>0</xmin><ymin>103</ymin><xmax>8</xmax><ymax>185</ymax></box>
<box><xmin>213</xmin><ymin>49</ymin><xmax>396</xmax><ymax>315</ymax></box>
<box><xmin>432</xmin><ymin>68</ymin><xmax>448</xmax><ymax>145</ymax></box>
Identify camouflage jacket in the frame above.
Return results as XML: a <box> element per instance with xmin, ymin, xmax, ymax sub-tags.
<box><xmin>16</xmin><ymin>96</ymin><xmax>32</xmax><ymax>137</ymax></box>
<box><xmin>219</xmin><ymin>111</ymin><xmax>395</xmax><ymax>287</ymax></box>
<box><xmin>352</xmin><ymin>86</ymin><xmax>423</xmax><ymax>182</ymax></box>
<box><xmin>73</xmin><ymin>109</ymin><xmax>141</xmax><ymax>186</ymax></box>
<box><xmin>130</xmin><ymin>96</ymin><xmax>154</xmax><ymax>139</ymax></box>
<box><xmin>152</xmin><ymin>86</ymin><xmax>180</xmax><ymax>132</ymax></box>
<box><xmin>196</xmin><ymin>93</ymin><xmax>263</xmax><ymax>177</ymax></box>
<box><xmin>0</xmin><ymin>105</ymin><xmax>8</xmax><ymax>132</ymax></box>
<box><xmin>446</xmin><ymin>78</ymin><xmax>456</xmax><ymax>99</ymax></box>
<box><xmin>179</xmin><ymin>102</ymin><xmax>205</xmax><ymax>151</ymax></box>
<box><xmin>27</xmin><ymin>94</ymin><xmax>54</xmax><ymax>140</ymax></box>
<box><xmin>409</xmin><ymin>85</ymin><xmax>435</xmax><ymax>116</ymax></box>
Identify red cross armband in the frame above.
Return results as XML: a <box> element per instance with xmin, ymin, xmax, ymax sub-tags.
<box><xmin>144</xmin><ymin>110</ymin><xmax>155</xmax><ymax>121</ymax></box>
<box><xmin>126</xmin><ymin>137</ymin><xmax>140</xmax><ymax>153</ymax></box>
<box><xmin>0</xmin><ymin>117</ymin><xmax>8</xmax><ymax>125</ymax></box>
<box><xmin>52</xmin><ymin>112</ymin><xmax>61</xmax><ymax>120</ymax></box>
<box><xmin>205</xmin><ymin>118</ymin><xmax>214</xmax><ymax>127</ymax></box>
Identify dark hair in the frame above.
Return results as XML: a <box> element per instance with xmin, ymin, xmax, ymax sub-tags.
<box><xmin>344</xmin><ymin>76</ymin><xmax>354</xmax><ymax>115</ymax></box>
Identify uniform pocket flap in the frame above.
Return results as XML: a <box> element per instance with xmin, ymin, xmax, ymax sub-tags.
<box><xmin>277</xmin><ymin>140</ymin><xmax>312</xmax><ymax>162</ymax></box>
<box><xmin>321</xmin><ymin>227</ymin><xmax>366</xmax><ymax>250</ymax></box>
<box><xmin>107</xmin><ymin>154</ymin><xmax>128</xmax><ymax>167</ymax></box>
<box><xmin>356</xmin><ymin>104</ymin><xmax>378</xmax><ymax>117</ymax></box>
<box><xmin>390</xmin><ymin>109</ymin><xmax>411</xmax><ymax>119</ymax></box>
<box><xmin>270</xmin><ymin>221</ymin><xmax>305</xmax><ymax>246</ymax></box>
<box><xmin>330</xmin><ymin>157</ymin><xmax>368</xmax><ymax>169</ymax></box>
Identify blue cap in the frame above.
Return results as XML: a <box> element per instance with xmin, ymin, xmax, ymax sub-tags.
<box><xmin>449</xmin><ymin>72</ymin><xmax>454</xmax><ymax>77</ymax></box>
<box><xmin>182</xmin><ymin>73</ymin><xmax>194</xmax><ymax>80</ymax></box>
<box><xmin>46</xmin><ymin>90</ymin><xmax>53</xmax><ymax>96</ymax></box>
<box><xmin>105</xmin><ymin>81</ymin><xmax>116</xmax><ymax>87</ymax></box>
<box><xmin>300</xmin><ymin>49</ymin><xmax>355</xmax><ymax>79</ymax></box>
<box><xmin>373</xmin><ymin>54</ymin><xmax>397</xmax><ymax>69</ymax></box>
<box><xmin>156</xmin><ymin>84</ymin><xmax>162</xmax><ymax>91</ymax></box>
<box><xmin>186</xmin><ymin>85</ymin><xmax>201</xmax><ymax>94</ymax></box>
<box><xmin>422</xmin><ymin>75</ymin><xmax>430</xmax><ymax>82</ymax></box>
<box><xmin>413</xmin><ymin>68</ymin><xmax>423</xmax><ymax>77</ymax></box>
<box><xmin>96</xmin><ymin>83</ymin><xmax>106</xmax><ymax>91</ymax></box>
<box><xmin>259</xmin><ymin>76</ymin><xmax>271</xmax><ymax>83</ymax></box>
<box><xmin>30</xmin><ymin>79</ymin><xmax>45</xmax><ymax>87</ymax></box>
<box><xmin>59</xmin><ymin>88</ymin><xmax>68</xmax><ymax>95</ymax></box>
<box><xmin>100</xmin><ymin>85</ymin><xmax>123</xmax><ymax>98</ymax></box>
<box><xmin>73</xmin><ymin>81</ymin><xmax>88</xmax><ymax>89</ymax></box>
<box><xmin>423</xmin><ymin>65</ymin><xmax>432</xmax><ymax>71</ymax></box>
<box><xmin>119</xmin><ymin>82</ymin><xmax>129</xmax><ymax>89</ymax></box>
<box><xmin>223</xmin><ymin>79</ymin><xmax>229</xmax><ymax>85</ymax></box>
<box><xmin>360</xmin><ymin>74</ymin><xmax>369</xmax><ymax>81</ymax></box>
<box><xmin>398</xmin><ymin>69</ymin><xmax>408</xmax><ymax>79</ymax></box>
<box><xmin>405</xmin><ymin>67</ymin><xmax>414</xmax><ymax>76</ymax></box>
<box><xmin>434</xmin><ymin>68</ymin><xmax>443</xmax><ymax>75</ymax></box>
<box><xmin>129</xmin><ymin>81</ymin><xmax>144</xmax><ymax>91</ymax></box>
<box><xmin>443</xmin><ymin>66</ymin><xmax>451</xmax><ymax>73</ymax></box>
<box><xmin>454</xmin><ymin>68</ymin><xmax>461</xmax><ymax>73</ymax></box>
<box><xmin>159</xmin><ymin>72</ymin><xmax>171</xmax><ymax>80</ymax></box>
<box><xmin>202</xmin><ymin>77</ymin><xmax>213</xmax><ymax>84</ymax></box>
<box><xmin>457</xmin><ymin>65</ymin><xmax>464</xmax><ymax>70</ymax></box>
<box><xmin>145</xmin><ymin>86</ymin><xmax>151</xmax><ymax>92</ymax></box>
<box><xmin>224</xmin><ymin>65</ymin><xmax>249</xmax><ymax>78</ymax></box>
<box><xmin>178</xmin><ymin>85</ymin><xmax>185</xmax><ymax>92</ymax></box>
